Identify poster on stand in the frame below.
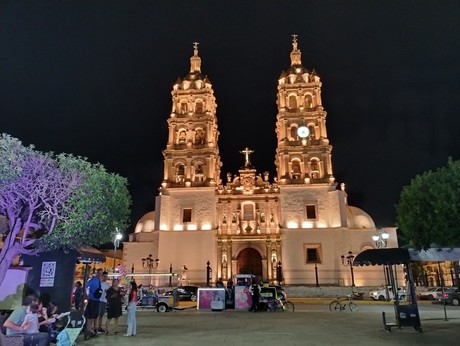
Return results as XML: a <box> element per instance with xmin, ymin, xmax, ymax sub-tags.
<box><xmin>197</xmin><ymin>288</ymin><xmax>226</xmax><ymax>310</ymax></box>
<box><xmin>234</xmin><ymin>285</ymin><xmax>252</xmax><ymax>310</ymax></box>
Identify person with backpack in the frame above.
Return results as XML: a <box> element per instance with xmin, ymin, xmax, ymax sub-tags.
<box><xmin>85</xmin><ymin>269</ymin><xmax>103</xmax><ymax>340</ymax></box>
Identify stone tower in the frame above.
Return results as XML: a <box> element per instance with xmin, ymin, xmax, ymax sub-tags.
<box><xmin>161</xmin><ymin>42</ymin><xmax>221</xmax><ymax>189</ymax></box>
<box><xmin>275</xmin><ymin>35</ymin><xmax>334</xmax><ymax>185</ymax></box>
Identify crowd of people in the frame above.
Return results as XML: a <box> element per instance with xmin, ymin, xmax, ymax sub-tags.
<box><xmin>2</xmin><ymin>294</ymin><xmax>68</xmax><ymax>346</ymax></box>
<box><xmin>2</xmin><ymin>268</ymin><xmax>137</xmax><ymax>345</ymax></box>
<box><xmin>83</xmin><ymin>268</ymin><xmax>136</xmax><ymax>339</ymax></box>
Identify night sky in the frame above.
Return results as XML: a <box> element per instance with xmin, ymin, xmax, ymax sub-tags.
<box><xmin>1</xmin><ymin>1</ymin><xmax>460</xmax><ymax>234</ymax></box>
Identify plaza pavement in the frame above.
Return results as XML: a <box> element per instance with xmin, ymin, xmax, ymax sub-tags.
<box><xmin>74</xmin><ymin>299</ymin><xmax>460</xmax><ymax>346</ymax></box>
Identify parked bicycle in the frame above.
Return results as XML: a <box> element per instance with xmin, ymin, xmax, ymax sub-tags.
<box><xmin>266</xmin><ymin>298</ymin><xmax>295</xmax><ymax>312</ymax></box>
<box><xmin>329</xmin><ymin>295</ymin><xmax>358</xmax><ymax>312</ymax></box>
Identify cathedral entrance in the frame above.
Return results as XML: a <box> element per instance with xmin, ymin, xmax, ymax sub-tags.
<box><xmin>237</xmin><ymin>248</ymin><xmax>262</xmax><ymax>278</ymax></box>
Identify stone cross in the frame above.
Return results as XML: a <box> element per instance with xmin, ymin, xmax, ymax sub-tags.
<box><xmin>240</xmin><ymin>147</ymin><xmax>254</xmax><ymax>167</ymax></box>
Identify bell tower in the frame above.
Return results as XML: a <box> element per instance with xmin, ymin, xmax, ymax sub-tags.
<box><xmin>274</xmin><ymin>35</ymin><xmax>334</xmax><ymax>185</ymax></box>
<box><xmin>162</xmin><ymin>42</ymin><xmax>221</xmax><ymax>188</ymax></box>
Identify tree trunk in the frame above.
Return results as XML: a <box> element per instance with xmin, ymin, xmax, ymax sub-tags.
<box><xmin>0</xmin><ymin>244</ymin><xmax>21</xmax><ymax>286</ymax></box>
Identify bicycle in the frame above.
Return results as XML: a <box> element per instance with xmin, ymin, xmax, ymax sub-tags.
<box><xmin>329</xmin><ymin>295</ymin><xmax>358</xmax><ymax>312</ymax></box>
<box><xmin>266</xmin><ymin>298</ymin><xmax>295</xmax><ymax>312</ymax></box>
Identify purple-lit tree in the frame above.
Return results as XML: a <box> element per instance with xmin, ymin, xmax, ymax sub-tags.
<box><xmin>0</xmin><ymin>134</ymin><xmax>131</xmax><ymax>285</ymax></box>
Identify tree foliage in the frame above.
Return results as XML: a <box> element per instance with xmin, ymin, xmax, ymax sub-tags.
<box><xmin>396</xmin><ymin>158</ymin><xmax>460</xmax><ymax>249</ymax></box>
<box><xmin>0</xmin><ymin>134</ymin><xmax>131</xmax><ymax>284</ymax></box>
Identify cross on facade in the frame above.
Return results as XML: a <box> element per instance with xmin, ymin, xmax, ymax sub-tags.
<box><xmin>239</xmin><ymin>147</ymin><xmax>254</xmax><ymax>167</ymax></box>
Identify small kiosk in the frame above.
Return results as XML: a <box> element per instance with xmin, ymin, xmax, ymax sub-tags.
<box><xmin>353</xmin><ymin>248</ymin><xmax>422</xmax><ymax>332</ymax></box>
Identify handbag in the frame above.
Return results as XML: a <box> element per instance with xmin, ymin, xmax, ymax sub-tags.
<box><xmin>94</xmin><ymin>279</ymin><xmax>103</xmax><ymax>299</ymax></box>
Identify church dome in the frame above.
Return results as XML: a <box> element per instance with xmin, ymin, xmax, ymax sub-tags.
<box><xmin>134</xmin><ymin>211</ymin><xmax>155</xmax><ymax>233</ymax></box>
<box><xmin>346</xmin><ymin>206</ymin><xmax>375</xmax><ymax>229</ymax></box>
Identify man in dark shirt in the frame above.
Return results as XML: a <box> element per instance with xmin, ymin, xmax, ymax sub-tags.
<box><xmin>249</xmin><ymin>281</ymin><xmax>261</xmax><ymax>312</ymax></box>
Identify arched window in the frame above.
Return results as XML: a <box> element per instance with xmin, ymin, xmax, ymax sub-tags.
<box><xmin>291</xmin><ymin>160</ymin><xmax>301</xmax><ymax>179</ymax></box>
<box><xmin>308</xmin><ymin>125</ymin><xmax>315</xmax><ymax>139</ymax></box>
<box><xmin>310</xmin><ymin>159</ymin><xmax>320</xmax><ymax>179</ymax></box>
<box><xmin>176</xmin><ymin>164</ymin><xmax>185</xmax><ymax>183</ymax></box>
<box><xmin>178</xmin><ymin>130</ymin><xmax>186</xmax><ymax>144</ymax></box>
<box><xmin>195</xmin><ymin>101</ymin><xmax>203</xmax><ymax>113</ymax></box>
<box><xmin>305</xmin><ymin>95</ymin><xmax>313</xmax><ymax>108</ymax></box>
<box><xmin>180</xmin><ymin>102</ymin><xmax>188</xmax><ymax>114</ymax></box>
<box><xmin>288</xmin><ymin>95</ymin><xmax>297</xmax><ymax>109</ymax></box>
<box><xmin>194</xmin><ymin>162</ymin><xmax>205</xmax><ymax>182</ymax></box>
<box><xmin>194</xmin><ymin>128</ymin><xmax>205</xmax><ymax>145</ymax></box>
<box><xmin>290</xmin><ymin>125</ymin><xmax>297</xmax><ymax>140</ymax></box>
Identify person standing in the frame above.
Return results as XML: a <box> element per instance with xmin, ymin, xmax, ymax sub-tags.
<box><xmin>249</xmin><ymin>281</ymin><xmax>261</xmax><ymax>312</ymax></box>
<box><xmin>97</xmin><ymin>271</ymin><xmax>111</xmax><ymax>334</ymax></box>
<box><xmin>215</xmin><ymin>278</ymin><xmax>224</xmax><ymax>288</ymax></box>
<box><xmin>3</xmin><ymin>295</ymin><xmax>51</xmax><ymax>346</ymax></box>
<box><xmin>85</xmin><ymin>268</ymin><xmax>103</xmax><ymax>340</ymax></box>
<box><xmin>105</xmin><ymin>279</ymin><xmax>123</xmax><ymax>335</ymax></box>
<box><xmin>124</xmin><ymin>281</ymin><xmax>138</xmax><ymax>337</ymax></box>
<box><xmin>73</xmin><ymin>281</ymin><xmax>83</xmax><ymax>310</ymax></box>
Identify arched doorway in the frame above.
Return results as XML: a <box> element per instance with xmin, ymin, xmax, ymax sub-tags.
<box><xmin>237</xmin><ymin>248</ymin><xmax>262</xmax><ymax>278</ymax></box>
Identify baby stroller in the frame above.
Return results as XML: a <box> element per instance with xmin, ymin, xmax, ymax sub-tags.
<box><xmin>56</xmin><ymin>310</ymin><xmax>85</xmax><ymax>346</ymax></box>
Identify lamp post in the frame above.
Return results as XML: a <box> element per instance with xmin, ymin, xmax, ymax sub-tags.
<box><xmin>113</xmin><ymin>232</ymin><xmax>123</xmax><ymax>273</ymax></box>
<box><xmin>341</xmin><ymin>251</ymin><xmax>355</xmax><ymax>287</ymax></box>
<box><xmin>142</xmin><ymin>254</ymin><xmax>159</xmax><ymax>274</ymax></box>
<box><xmin>314</xmin><ymin>260</ymin><xmax>320</xmax><ymax>287</ymax></box>
<box><xmin>372</xmin><ymin>229</ymin><xmax>390</xmax><ymax>299</ymax></box>
<box><xmin>372</xmin><ymin>229</ymin><xmax>389</xmax><ymax>248</ymax></box>
<box><xmin>206</xmin><ymin>261</ymin><xmax>212</xmax><ymax>287</ymax></box>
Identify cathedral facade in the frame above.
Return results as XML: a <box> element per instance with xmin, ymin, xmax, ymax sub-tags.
<box><xmin>124</xmin><ymin>37</ymin><xmax>397</xmax><ymax>287</ymax></box>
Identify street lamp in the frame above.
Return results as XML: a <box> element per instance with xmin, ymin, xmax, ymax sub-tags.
<box><xmin>341</xmin><ymin>251</ymin><xmax>355</xmax><ymax>287</ymax></box>
<box><xmin>142</xmin><ymin>254</ymin><xmax>159</xmax><ymax>274</ymax></box>
<box><xmin>372</xmin><ymin>229</ymin><xmax>389</xmax><ymax>248</ymax></box>
<box><xmin>372</xmin><ymin>229</ymin><xmax>390</xmax><ymax>299</ymax></box>
<box><xmin>113</xmin><ymin>232</ymin><xmax>123</xmax><ymax>273</ymax></box>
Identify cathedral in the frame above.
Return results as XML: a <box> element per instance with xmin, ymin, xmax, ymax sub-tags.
<box><xmin>124</xmin><ymin>37</ymin><xmax>397</xmax><ymax>287</ymax></box>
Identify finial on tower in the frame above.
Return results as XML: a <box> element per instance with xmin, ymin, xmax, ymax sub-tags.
<box><xmin>190</xmin><ymin>41</ymin><xmax>202</xmax><ymax>73</ymax></box>
<box><xmin>292</xmin><ymin>34</ymin><xmax>298</xmax><ymax>50</ymax></box>
<box><xmin>193</xmin><ymin>42</ymin><xmax>199</xmax><ymax>56</ymax></box>
<box><xmin>290</xmin><ymin>34</ymin><xmax>302</xmax><ymax>66</ymax></box>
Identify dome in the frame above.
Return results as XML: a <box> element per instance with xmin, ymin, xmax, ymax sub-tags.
<box><xmin>134</xmin><ymin>211</ymin><xmax>155</xmax><ymax>233</ymax></box>
<box><xmin>346</xmin><ymin>206</ymin><xmax>375</xmax><ymax>229</ymax></box>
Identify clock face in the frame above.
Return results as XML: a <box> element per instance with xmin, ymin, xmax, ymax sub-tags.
<box><xmin>297</xmin><ymin>126</ymin><xmax>309</xmax><ymax>138</ymax></box>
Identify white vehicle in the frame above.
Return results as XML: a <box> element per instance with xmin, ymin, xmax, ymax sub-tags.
<box><xmin>369</xmin><ymin>286</ymin><xmax>406</xmax><ymax>301</ymax></box>
<box><xmin>416</xmin><ymin>287</ymin><xmax>443</xmax><ymax>300</ymax></box>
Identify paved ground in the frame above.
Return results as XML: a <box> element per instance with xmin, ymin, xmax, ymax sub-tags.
<box><xmin>75</xmin><ymin>300</ymin><xmax>460</xmax><ymax>346</ymax></box>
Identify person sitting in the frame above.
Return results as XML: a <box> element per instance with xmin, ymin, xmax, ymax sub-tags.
<box><xmin>21</xmin><ymin>302</ymin><xmax>40</xmax><ymax>334</ymax></box>
<box><xmin>3</xmin><ymin>295</ymin><xmax>51</xmax><ymax>346</ymax></box>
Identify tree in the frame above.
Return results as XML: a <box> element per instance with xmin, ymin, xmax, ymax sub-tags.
<box><xmin>396</xmin><ymin>158</ymin><xmax>460</xmax><ymax>249</ymax></box>
<box><xmin>0</xmin><ymin>134</ymin><xmax>131</xmax><ymax>284</ymax></box>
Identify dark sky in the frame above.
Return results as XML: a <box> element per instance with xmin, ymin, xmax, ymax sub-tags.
<box><xmin>1</xmin><ymin>1</ymin><xmax>460</xmax><ymax>233</ymax></box>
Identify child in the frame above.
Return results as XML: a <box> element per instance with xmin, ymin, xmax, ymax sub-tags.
<box><xmin>21</xmin><ymin>302</ymin><xmax>40</xmax><ymax>334</ymax></box>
